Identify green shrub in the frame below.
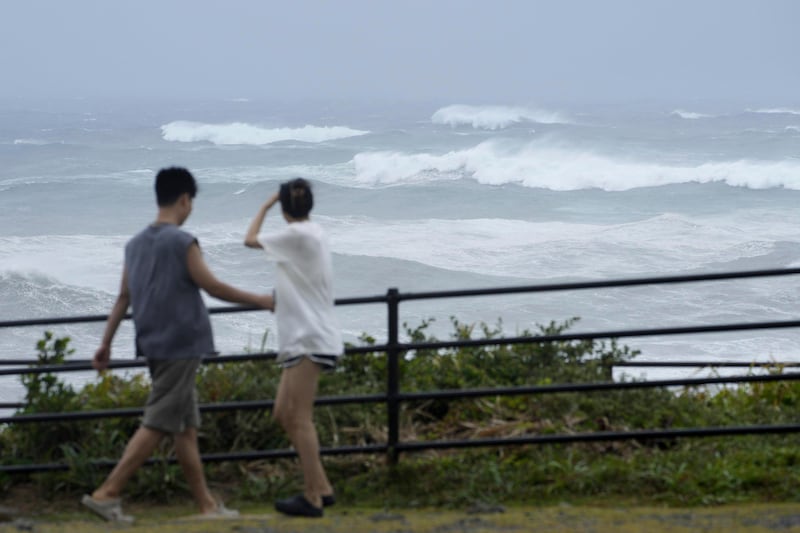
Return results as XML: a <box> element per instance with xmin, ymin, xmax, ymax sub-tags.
<box><xmin>5</xmin><ymin>332</ymin><xmax>82</xmax><ymax>464</ymax></box>
<box><xmin>3</xmin><ymin>321</ymin><xmax>800</xmax><ymax>506</ymax></box>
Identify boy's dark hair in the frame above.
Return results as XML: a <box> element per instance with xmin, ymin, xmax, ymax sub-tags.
<box><xmin>279</xmin><ymin>178</ymin><xmax>313</xmax><ymax>218</ymax></box>
<box><xmin>155</xmin><ymin>167</ymin><xmax>198</xmax><ymax>206</ymax></box>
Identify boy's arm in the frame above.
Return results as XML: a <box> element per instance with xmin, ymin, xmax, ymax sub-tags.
<box><xmin>187</xmin><ymin>243</ymin><xmax>274</xmax><ymax>310</ymax></box>
<box><xmin>93</xmin><ymin>268</ymin><xmax>131</xmax><ymax>372</ymax></box>
<box><xmin>244</xmin><ymin>192</ymin><xmax>281</xmax><ymax>249</ymax></box>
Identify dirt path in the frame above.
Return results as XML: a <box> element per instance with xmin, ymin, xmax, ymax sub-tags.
<box><xmin>2</xmin><ymin>503</ymin><xmax>800</xmax><ymax>532</ymax></box>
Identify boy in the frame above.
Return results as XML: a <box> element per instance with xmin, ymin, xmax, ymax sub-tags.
<box><xmin>82</xmin><ymin>167</ymin><xmax>273</xmax><ymax>523</ymax></box>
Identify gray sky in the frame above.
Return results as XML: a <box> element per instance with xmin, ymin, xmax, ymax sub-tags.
<box><xmin>1</xmin><ymin>0</ymin><xmax>797</xmax><ymax>105</ymax></box>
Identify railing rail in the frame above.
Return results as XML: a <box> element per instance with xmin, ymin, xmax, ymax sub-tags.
<box><xmin>1</xmin><ymin>267</ymin><xmax>799</xmax><ymax>474</ymax></box>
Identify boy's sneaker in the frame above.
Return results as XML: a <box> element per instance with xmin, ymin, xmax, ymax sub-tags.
<box><xmin>200</xmin><ymin>502</ymin><xmax>240</xmax><ymax>519</ymax></box>
<box><xmin>81</xmin><ymin>494</ymin><xmax>135</xmax><ymax>524</ymax></box>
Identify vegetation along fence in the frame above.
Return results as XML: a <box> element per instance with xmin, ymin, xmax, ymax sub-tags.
<box><xmin>1</xmin><ymin>267</ymin><xmax>800</xmax><ymax>474</ymax></box>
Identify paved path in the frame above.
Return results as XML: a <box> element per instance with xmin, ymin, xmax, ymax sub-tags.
<box><xmin>2</xmin><ymin>503</ymin><xmax>800</xmax><ymax>532</ymax></box>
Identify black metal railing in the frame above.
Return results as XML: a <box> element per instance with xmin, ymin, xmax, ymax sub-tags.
<box><xmin>1</xmin><ymin>267</ymin><xmax>799</xmax><ymax>474</ymax></box>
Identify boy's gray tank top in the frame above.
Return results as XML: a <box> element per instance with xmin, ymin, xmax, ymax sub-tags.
<box><xmin>125</xmin><ymin>224</ymin><xmax>214</xmax><ymax>360</ymax></box>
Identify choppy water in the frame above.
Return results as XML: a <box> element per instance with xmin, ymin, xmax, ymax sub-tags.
<box><xmin>2</xmin><ymin>97</ymin><xmax>800</xmax><ymax>404</ymax></box>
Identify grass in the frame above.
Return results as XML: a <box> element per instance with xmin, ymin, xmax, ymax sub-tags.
<box><xmin>4</xmin><ymin>500</ymin><xmax>800</xmax><ymax>532</ymax></box>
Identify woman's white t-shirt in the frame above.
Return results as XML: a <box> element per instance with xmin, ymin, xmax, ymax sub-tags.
<box><xmin>258</xmin><ymin>221</ymin><xmax>343</xmax><ymax>361</ymax></box>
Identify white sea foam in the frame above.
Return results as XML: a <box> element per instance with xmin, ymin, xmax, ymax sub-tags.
<box><xmin>431</xmin><ymin>104</ymin><xmax>568</xmax><ymax>130</ymax></box>
<box><xmin>0</xmin><ymin>168</ymin><xmax>157</xmax><ymax>188</ymax></box>
<box><xmin>13</xmin><ymin>138</ymin><xmax>61</xmax><ymax>146</ymax></box>
<box><xmin>351</xmin><ymin>141</ymin><xmax>800</xmax><ymax>191</ymax></box>
<box><xmin>189</xmin><ymin>208</ymin><xmax>800</xmax><ymax>283</ymax></box>
<box><xmin>160</xmin><ymin>121</ymin><xmax>369</xmax><ymax>145</ymax></box>
<box><xmin>0</xmin><ymin>235</ymin><xmax>127</xmax><ymax>295</ymax></box>
<box><xmin>189</xmin><ymin>162</ymin><xmax>354</xmax><ymax>186</ymax></box>
<box><xmin>0</xmin><ymin>270</ymin><xmax>113</xmax><ymax>319</ymax></box>
<box><xmin>670</xmin><ymin>109</ymin><xmax>713</xmax><ymax>119</ymax></box>
<box><xmin>747</xmin><ymin>107</ymin><xmax>800</xmax><ymax>115</ymax></box>
<box><xmin>786</xmin><ymin>126</ymin><xmax>800</xmax><ymax>133</ymax></box>
<box><xmin>320</xmin><ymin>210</ymin><xmax>798</xmax><ymax>280</ymax></box>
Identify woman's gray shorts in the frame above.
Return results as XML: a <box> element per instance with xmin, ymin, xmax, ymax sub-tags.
<box><xmin>279</xmin><ymin>353</ymin><xmax>338</xmax><ymax>370</ymax></box>
<box><xmin>143</xmin><ymin>358</ymin><xmax>201</xmax><ymax>434</ymax></box>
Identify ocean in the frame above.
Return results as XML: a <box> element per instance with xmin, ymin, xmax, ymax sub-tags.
<box><xmin>2</xmin><ymin>97</ymin><xmax>800</xmax><ymax>405</ymax></box>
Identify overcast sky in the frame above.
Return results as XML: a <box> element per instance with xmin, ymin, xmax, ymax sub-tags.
<box><xmin>1</xmin><ymin>0</ymin><xmax>797</xmax><ymax>105</ymax></box>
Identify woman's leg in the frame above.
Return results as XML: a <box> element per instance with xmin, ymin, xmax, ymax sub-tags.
<box><xmin>273</xmin><ymin>357</ymin><xmax>332</xmax><ymax>507</ymax></box>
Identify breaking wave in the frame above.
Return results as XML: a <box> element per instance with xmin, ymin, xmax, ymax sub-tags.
<box><xmin>351</xmin><ymin>140</ymin><xmax>800</xmax><ymax>191</ymax></box>
<box><xmin>431</xmin><ymin>104</ymin><xmax>568</xmax><ymax>130</ymax></box>
<box><xmin>670</xmin><ymin>109</ymin><xmax>713</xmax><ymax>119</ymax></box>
<box><xmin>161</xmin><ymin>121</ymin><xmax>369</xmax><ymax>145</ymax></box>
<box><xmin>747</xmin><ymin>108</ymin><xmax>800</xmax><ymax>116</ymax></box>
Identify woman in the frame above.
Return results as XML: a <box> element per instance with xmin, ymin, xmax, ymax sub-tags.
<box><xmin>244</xmin><ymin>178</ymin><xmax>342</xmax><ymax>518</ymax></box>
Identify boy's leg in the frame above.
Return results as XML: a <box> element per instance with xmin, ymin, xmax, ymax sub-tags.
<box><xmin>273</xmin><ymin>357</ymin><xmax>332</xmax><ymax>508</ymax></box>
<box><xmin>174</xmin><ymin>426</ymin><xmax>218</xmax><ymax>513</ymax></box>
<box><xmin>91</xmin><ymin>426</ymin><xmax>164</xmax><ymax>500</ymax></box>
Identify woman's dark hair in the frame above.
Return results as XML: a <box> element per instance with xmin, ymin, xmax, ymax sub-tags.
<box><xmin>155</xmin><ymin>167</ymin><xmax>198</xmax><ymax>206</ymax></box>
<box><xmin>279</xmin><ymin>178</ymin><xmax>313</xmax><ymax>218</ymax></box>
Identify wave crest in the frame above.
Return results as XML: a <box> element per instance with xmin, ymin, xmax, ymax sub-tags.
<box><xmin>12</xmin><ymin>139</ymin><xmax>63</xmax><ymax>146</ymax></box>
<box><xmin>351</xmin><ymin>141</ymin><xmax>800</xmax><ymax>191</ymax></box>
<box><xmin>160</xmin><ymin>121</ymin><xmax>369</xmax><ymax>145</ymax></box>
<box><xmin>747</xmin><ymin>108</ymin><xmax>800</xmax><ymax>116</ymax></box>
<box><xmin>670</xmin><ymin>109</ymin><xmax>712</xmax><ymax>119</ymax></box>
<box><xmin>431</xmin><ymin>104</ymin><xmax>568</xmax><ymax>130</ymax></box>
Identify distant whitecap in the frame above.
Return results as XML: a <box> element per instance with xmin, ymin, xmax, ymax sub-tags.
<box><xmin>431</xmin><ymin>104</ymin><xmax>569</xmax><ymax>130</ymax></box>
<box><xmin>160</xmin><ymin>121</ymin><xmax>369</xmax><ymax>145</ymax></box>
<box><xmin>747</xmin><ymin>107</ymin><xmax>800</xmax><ymax>115</ymax></box>
<box><xmin>670</xmin><ymin>109</ymin><xmax>713</xmax><ymax>119</ymax></box>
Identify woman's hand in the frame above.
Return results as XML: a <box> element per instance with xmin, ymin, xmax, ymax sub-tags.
<box><xmin>266</xmin><ymin>192</ymin><xmax>280</xmax><ymax>208</ymax></box>
<box><xmin>245</xmin><ymin>192</ymin><xmax>281</xmax><ymax>248</ymax></box>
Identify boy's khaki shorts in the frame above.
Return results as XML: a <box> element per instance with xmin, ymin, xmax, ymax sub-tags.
<box><xmin>143</xmin><ymin>358</ymin><xmax>201</xmax><ymax>434</ymax></box>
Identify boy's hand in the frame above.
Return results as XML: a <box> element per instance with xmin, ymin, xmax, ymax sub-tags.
<box><xmin>93</xmin><ymin>344</ymin><xmax>111</xmax><ymax>372</ymax></box>
<box><xmin>266</xmin><ymin>192</ymin><xmax>280</xmax><ymax>208</ymax></box>
<box><xmin>257</xmin><ymin>294</ymin><xmax>275</xmax><ymax>311</ymax></box>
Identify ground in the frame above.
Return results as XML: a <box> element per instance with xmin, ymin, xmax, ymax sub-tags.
<box><xmin>2</xmin><ymin>501</ymin><xmax>800</xmax><ymax>532</ymax></box>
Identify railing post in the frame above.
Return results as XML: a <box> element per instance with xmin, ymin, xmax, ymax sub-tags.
<box><xmin>386</xmin><ymin>287</ymin><xmax>400</xmax><ymax>464</ymax></box>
